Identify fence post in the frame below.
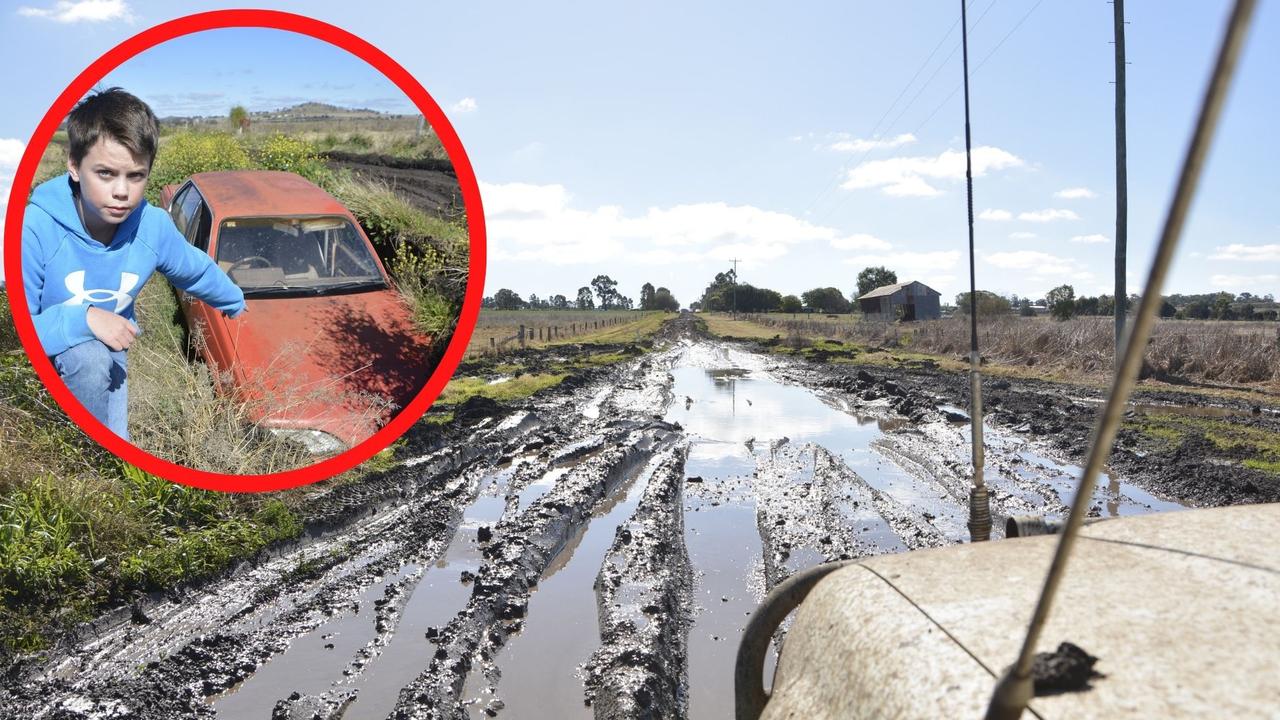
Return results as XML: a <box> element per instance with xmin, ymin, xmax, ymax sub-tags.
<box><xmin>519</xmin><ymin>325</ymin><xmax>526</xmax><ymax>348</ymax></box>
<box><xmin>490</xmin><ymin>337</ymin><xmax>496</xmax><ymax>355</ymax></box>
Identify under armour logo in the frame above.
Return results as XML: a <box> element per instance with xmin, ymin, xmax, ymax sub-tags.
<box><xmin>61</xmin><ymin>271</ymin><xmax>140</xmax><ymax>312</ymax></box>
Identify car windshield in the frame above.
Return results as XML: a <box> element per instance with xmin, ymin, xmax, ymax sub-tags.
<box><xmin>216</xmin><ymin>216</ymin><xmax>386</xmax><ymax>294</ymax></box>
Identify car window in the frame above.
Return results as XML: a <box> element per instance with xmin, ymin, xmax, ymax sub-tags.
<box><xmin>216</xmin><ymin>216</ymin><xmax>386</xmax><ymax>294</ymax></box>
<box><xmin>172</xmin><ymin>185</ymin><xmax>203</xmax><ymax>238</ymax></box>
<box><xmin>169</xmin><ymin>185</ymin><xmax>192</xmax><ymax>234</ymax></box>
<box><xmin>188</xmin><ymin>202</ymin><xmax>212</xmax><ymax>252</ymax></box>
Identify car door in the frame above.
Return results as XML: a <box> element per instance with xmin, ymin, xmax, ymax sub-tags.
<box><xmin>171</xmin><ymin>185</ymin><xmax>236</xmax><ymax>381</ymax></box>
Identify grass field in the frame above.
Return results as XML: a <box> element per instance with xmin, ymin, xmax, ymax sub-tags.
<box><xmin>466</xmin><ymin>310</ymin><xmax>658</xmax><ymax>356</ymax></box>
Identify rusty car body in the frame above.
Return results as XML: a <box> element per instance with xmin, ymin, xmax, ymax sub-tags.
<box><xmin>162</xmin><ymin>170</ymin><xmax>433</xmax><ymax>452</ymax></box>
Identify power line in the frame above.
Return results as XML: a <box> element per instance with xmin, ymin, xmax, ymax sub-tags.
<box><xmin>802</xmin><ymin>0</ymin><xmax>995</xmax><ymax>218</ymax></box>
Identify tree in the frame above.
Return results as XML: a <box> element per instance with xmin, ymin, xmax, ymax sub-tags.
<box><xmin>591</xmin><ymin>275</ymin><xmax>619</xmax><ymax>309</ymax></box>
<box><xmin>1212</xmin><ymin>293</ymin><xmax>1234</xmax><ymax>320</ymax></box>
<box><xmin>856</xmin><ymin>266</ymin><xmax>898</xmax><ymax>298</ymax></box>
<box><xmin>229</xmin><ymin>105</ymin><xmax>249</xmax><ymax>135</ymax></box>
<box><xmin>781</xmin><ymin>294</ymin><xmax>803</xmax><ymax>314</ymax></box>
<box><xmin>576</xmin><ymin>286</ymin><xmax>595</xmax><ymax>310</ymax></box>
<box><xmin>639</xmin><ymin>282</ymin><xmax>656</xmax><ymax>310</ymax></box>
<box><xmin>1046</xmin><ymin>284</ymin><xmax>1076</xmax><ymax>320</ymax></box>
<box><xmin>1019</xmin><ymin>303</ymin><xmax>1036</xmax><ymax>317</ymax></box>
<box><xmin>551</xmin><ymin>294</ymin><xmax>569</xmax><ymax>309</ymax></box>
<box><xmin>1159</xmin><ymin>298</ymin><xmax>1177</xmax><ymax>318</ymax></box>
<box><xmin>801</xmin><ymin>287</ymin><xmax>852</xmax><ymax>314</ymax></box>
<box><xmin>1185</xmin><ymin>300</ymin><xmax>1212</xmax><ymax>320</ymax></box>
<box><xmin>955</xmin><ymin>291</ymin><xmax>1011</xmax><ymax>316</ymax></box>
<box><xmin>493</xmin><ymin>288</ymin><xmax>525</xmax><ymax>310</ymax></box>
<box><xmin>651</xmin><ymin>287</ymin><xmax>680</xmax><ymax>311</ymax></box>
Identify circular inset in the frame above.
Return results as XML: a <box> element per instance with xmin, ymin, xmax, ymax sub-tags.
<box><xmin>3</xmin><ymin>10</ymin><xmax>486</xmax><ymax>492</ymax></box>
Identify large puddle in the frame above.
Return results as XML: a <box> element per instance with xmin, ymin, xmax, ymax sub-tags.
<box><xmin>663</xmin><ymin>347</ymin><xmax>1187</xmax><ymax>718</ymax></box>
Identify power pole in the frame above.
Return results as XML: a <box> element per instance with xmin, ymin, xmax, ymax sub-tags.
<box><xmin>730</xmin><ymin>257</ymin><xmax>741</xmax><ymax>319</ymax></box>
<box><xmin>1113</xmin><ymin>0</ymin><xmax>1129</xmax><ymax>356</ymax></box>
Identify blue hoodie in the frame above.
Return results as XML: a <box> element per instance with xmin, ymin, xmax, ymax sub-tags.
<box><xmin>22</xmin><ymin>174</ymin><xmax>246</xmax><ymax>357</ymax></box>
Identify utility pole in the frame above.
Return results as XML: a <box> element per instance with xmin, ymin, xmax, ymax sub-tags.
<box><xmin>730</xmin><ymin>257</ymin><xmax>741</xmax><ymax>319</ymax></box>
<box><xmin>1113</xmin><ymin>0</ymin><xmax>1129</xmax><ymax>356</ymax></box>
<box><xmin>960</xmin><ymin>0</ymin><xmax>991</xmax><ymax>543</ymax></box>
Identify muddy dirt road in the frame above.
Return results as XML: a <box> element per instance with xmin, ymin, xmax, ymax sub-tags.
<box><xmin>4</xmin><ymin>316</ymin><xmax>1272</xmax><ymax>720</ymax></box>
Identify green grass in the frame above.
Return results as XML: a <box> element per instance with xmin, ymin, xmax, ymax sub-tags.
<box><xmin>1126</xmin><ymin>410</ymin><xmax>1280</xmax><ymax>478</ymax></box>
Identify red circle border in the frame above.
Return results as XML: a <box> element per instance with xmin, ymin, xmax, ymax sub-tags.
<box><xmin>3</xmin><ymin>10</ymin><xmax>486</xmax><ymax>492</ymax></box>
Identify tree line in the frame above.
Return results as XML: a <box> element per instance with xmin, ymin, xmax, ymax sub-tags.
<box><xmin>961</xmin><ymin>286</ymin><xmax>1278</xmax><ymax>322</ymax></box>
<box><xmin>481</xmin><ymin>275</ymin><xmax>679</xmax><ymax>312</ymax></box>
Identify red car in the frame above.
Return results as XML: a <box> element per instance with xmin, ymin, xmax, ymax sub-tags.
<box><xmin>162</xmin><ymin>170</ymin><xmax>434</xmax><ymax>453</ymax></box>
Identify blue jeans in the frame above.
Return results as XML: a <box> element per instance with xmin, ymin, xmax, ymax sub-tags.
<box><xmin>52</xmin><ymin>340</ymin><xmax>129</xmax><ymax>441</ymax></box>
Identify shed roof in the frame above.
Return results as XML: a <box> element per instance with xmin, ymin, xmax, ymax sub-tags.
<box><xmin>858</xmin><ymin>280</ymin><xmax>939</xmax><ymax>300</ymax></box>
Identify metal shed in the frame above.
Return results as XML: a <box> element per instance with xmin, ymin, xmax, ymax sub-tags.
<box><xmin>857</xmin><ymin>281</ymin><xmax>941</xmax><ymax>322</ymax></box>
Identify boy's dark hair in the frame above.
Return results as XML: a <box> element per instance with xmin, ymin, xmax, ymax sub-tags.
<box><xmin>66</xmin><ymin>87</ymin><xmax>160</xmax><ymax>168</ymax></box>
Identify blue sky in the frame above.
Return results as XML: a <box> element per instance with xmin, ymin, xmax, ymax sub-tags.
<box><xmin>2</xmin><ymin>0</ymin><xmax>1277</xmax><ymax>306</ymax></box>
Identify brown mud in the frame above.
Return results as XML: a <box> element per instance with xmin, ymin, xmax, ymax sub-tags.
<box><xmin>1</xmin><ymin>313</ymin><xmax>1272</xmax><ymax>719</ymax></box>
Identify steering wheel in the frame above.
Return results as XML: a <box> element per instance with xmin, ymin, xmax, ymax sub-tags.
<box><xmin>227</xmin><ymin>256</ymin><xmax>272</xmax><ymax>273</ymax></box>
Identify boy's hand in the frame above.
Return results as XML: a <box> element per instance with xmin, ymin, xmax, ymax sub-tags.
<box><xmin>86</xmin><ymin>306</ymin><xmax>139</xmax><ymax>351</ymax></box>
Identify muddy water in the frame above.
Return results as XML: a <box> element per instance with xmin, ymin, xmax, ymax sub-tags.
<box><xmin>666</xmin><ymin>362</ymin><xmax>926</xmax><ymax>719</ymax></box>
<box><xmin>464</xmin><ymin>456</ymin><xmax>655</xmax><ymax>719</ymax></box>
<box><xmin>211</xmin><ymin>460</ymin><xmax>524</xmax><ymax>718</ymax></box>
<box><xmin>663</xmin><ymin>349</ymin><xmax>1189</xmax><ymax>718</ymax></box>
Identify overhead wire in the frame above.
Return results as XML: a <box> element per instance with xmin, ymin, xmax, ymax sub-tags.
<box><xmin>801</xmin><ymin>0</ymin><xmax>997</xmax><ymax>219</ymax></box>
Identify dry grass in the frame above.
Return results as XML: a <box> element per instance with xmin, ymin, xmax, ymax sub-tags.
<box><xmin>739</xmin><ymin>313</ymin><xmax>1280</xmax><ymax>388</ymax></box>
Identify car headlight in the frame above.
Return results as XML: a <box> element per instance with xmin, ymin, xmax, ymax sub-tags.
<box><xmin>267</xmin><ymin>428</ymin><xmax>347</xmax><ymax>454</ymax></box>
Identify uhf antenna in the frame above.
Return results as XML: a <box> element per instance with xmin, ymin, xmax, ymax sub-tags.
<box><xmin>961</xmin><ymin>0</ymin><xmax>992</xmax><ymax>542</ymax></box>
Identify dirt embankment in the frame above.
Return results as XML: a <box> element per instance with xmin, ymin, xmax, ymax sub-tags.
<box><xmin>325</xmin><ymin>152</ymin><xmax>462</xmax><ymax>216</ymax></box>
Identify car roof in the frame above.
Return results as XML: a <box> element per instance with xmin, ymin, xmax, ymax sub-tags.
<box><xmin>188</xmin><ymin>170</ymin><xmax>351</xmax><ymax>218</ymax></box>
<box><xmin>764</xmin><ymin>503</ymin><xmax>1280</xmax><ymax>719</ymax></box>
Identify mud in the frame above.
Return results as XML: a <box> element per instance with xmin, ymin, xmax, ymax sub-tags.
<box><xmin>325</xmin><ymin>153</ymin><xmax>462</xmax><ymax>218</ymax></box>
<box><xmin>2</xmin><ymin>313</ymin><xmax>1271</xmax><ymax>720</ymax></box>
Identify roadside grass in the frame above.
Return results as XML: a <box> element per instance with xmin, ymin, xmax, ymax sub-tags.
<box><xmin>0</xmin><ymin>290</ymin><xmax>315</xmax><ymax>656</ymax></box>
<box><xmin>1125</xmin><ymin>409</ymin><xmax>1280</xmax><ymax>478</ymax></box>
<box><xmin>738</xmin><ymin>313</ymin><xmax>1280</xmax><ymax>389</ymax></box>
<box><xmin>552</xmin><ymin>311</ymin><xmax>668</xmax><ymax>346</ymax></box>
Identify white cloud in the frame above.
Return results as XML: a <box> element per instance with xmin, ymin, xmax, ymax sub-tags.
<box><xmin>1054</xmin><ymin>187</ymin><xmax>1097</xmax><ymax>199</ymax></box>
<box><xmin>1209</xmin><ymin>243</ymin><xmax>1280</xmax><ymax>262</ymax></box>
<box><xmin>1210</xmin><ymin>274</ymin><xmax>1279</xmax><ymax>290</ymax></box>
<box><xmin>480</xmin><ymin>181</ymin><xmax>854</xmax><ymax>267</ymax></box>
<box><xmin>841</xmin><ymin>146</ymin><xmax>1023</xmax><ymax>197</ymax></box>
<box><xmin>1070</xmin><ymin>234</ymin><xmax>1110</xmax><ymax>244</ymax></box>
<box><xmin>828</xmin><ymin>133</ymin><xmax>917</xmax><ymax>153</ymax></box>
<box><xmin>842</xmin><ymin>250</ymin><xmax>962</xmax><ymax>278</ymax></box>
<box><xmin>1009</xmin><ymin>231</ymin><xmax>1037</xmax><ymax>240</ymax></box>
<box><xmin>978</xmin><ymin>208</ymin><xmax>1011</xmax><ymax>221</ymax></box>
<box><xmin>1018</xmin><ymin>208</ymin><xmax>1080</xmax><ymax>222</ymax></box>
<box><xmin>984</xmin><ymin>250</ymin><xmax>1087</xmax><ymax>277</ymax></box>
<box><xmin>830</xmin><ymin>233</ymin><xmax>891</xmax><ymax>251</ymax></box>
<box><xmin>450</xmin><ymin>97</ymin><xmax>477</xmax><ymax>113</ymax></box>
<box><xmin>17</xmin><ymin>0</ymin><xmax>130</xmax><ymax>22</ymax></box>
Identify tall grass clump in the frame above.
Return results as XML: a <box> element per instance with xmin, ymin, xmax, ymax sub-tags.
<box><xmin>127</xmin><ymin>279</ymin><xmax>316</xmax><ymax>474</ymax></box>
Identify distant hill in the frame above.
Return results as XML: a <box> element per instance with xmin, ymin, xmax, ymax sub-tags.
<box><xmin>158</xmin><ymin>102</ymin><xmax>415</xmax><ymax>126</ymax></box>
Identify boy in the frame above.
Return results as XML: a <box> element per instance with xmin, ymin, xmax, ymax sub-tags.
<box><xmin>21</xmin><ymin>87</ymin><xmax>246</xmax><ymax>441</ymax></box>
